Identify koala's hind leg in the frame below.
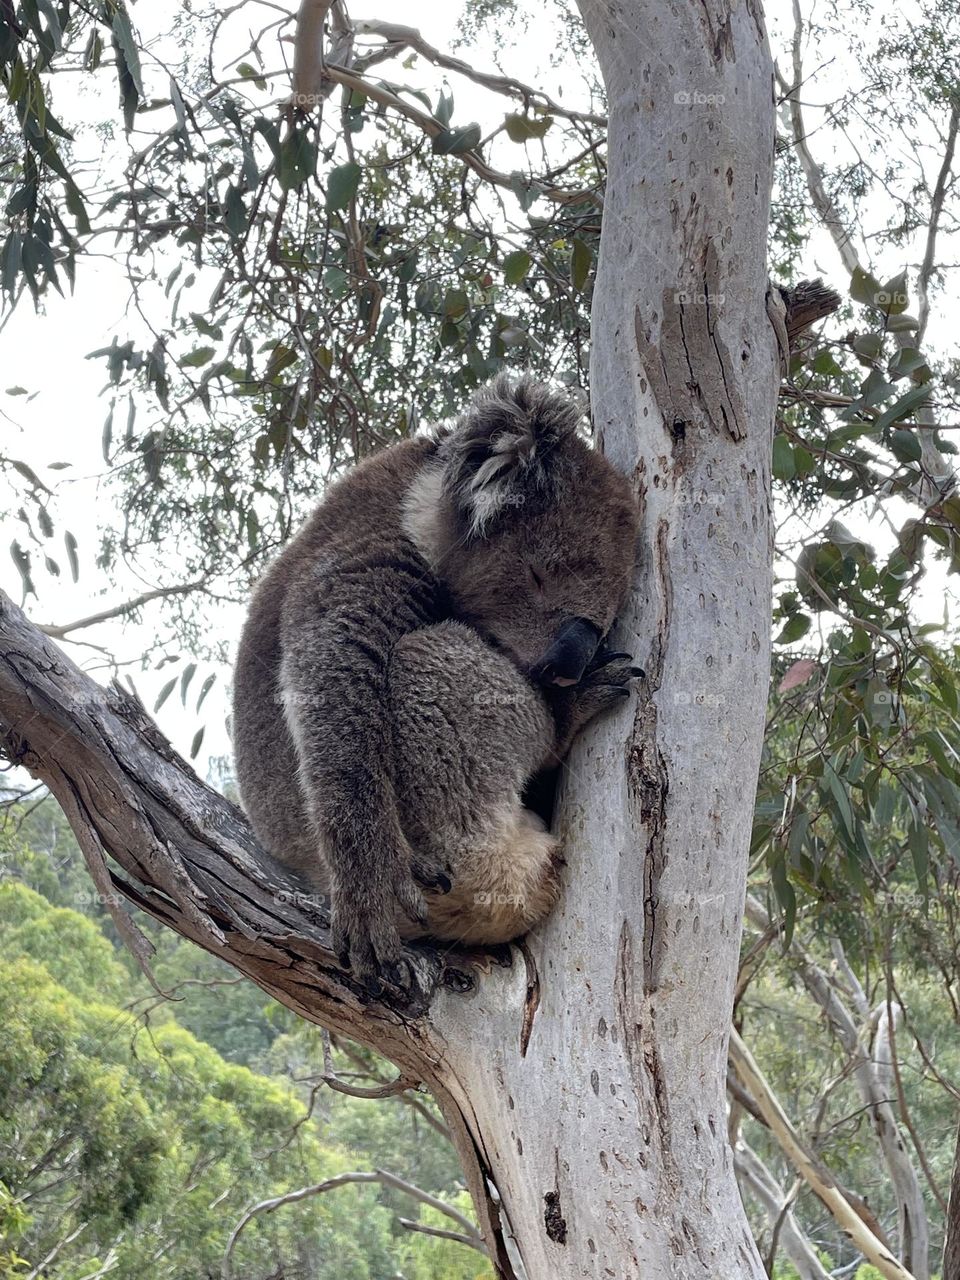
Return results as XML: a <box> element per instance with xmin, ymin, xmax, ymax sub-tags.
<box><xmin>387</xmin><ymin>621</ymin><xmax>562</xmax><ymax>945</ymax></box>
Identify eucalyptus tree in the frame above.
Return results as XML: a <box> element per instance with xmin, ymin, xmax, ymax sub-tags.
<box><xmin>2</xmin><ymin>0</ymin><xmax>959</xmax><ymax>1276</ymax></box>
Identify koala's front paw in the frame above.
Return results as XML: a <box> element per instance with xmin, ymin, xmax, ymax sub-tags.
<box><xmin>332</xmin><ymin>870</ymin><xmax>428</xmax><ymax>997</ymax></box>
<box><xmin>576</xmin><ymin>649</ymin><xmax>644</xmax><ymax>721</ymax></box>
<box><xmin>549</xmin><ymin>649</ymin><xmax>644</xmax><ymax>753</ymax></box>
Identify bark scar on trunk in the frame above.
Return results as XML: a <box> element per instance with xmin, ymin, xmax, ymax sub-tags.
<box><xmin>543</xmin><ymin>1188</ymin><xmax>568</xmax><ymax>1244</ymax></box>
<box><xmin>633</xmin><ymin>242</ymin><xmax>748</xmax><ymax>447</ymax></box>
<box><xmin>518</xmin><ymin>939</ymin><xmax>540</xmax><ymax>1057</ymax></box>
<box><xmin>628</xmin><ymin>520</ymin><xmax>671</xmax><ymax>994</ymax></box>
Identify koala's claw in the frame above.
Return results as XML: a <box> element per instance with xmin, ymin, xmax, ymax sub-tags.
<box><xmin>591</xmin><ymin>650</ymin><xmax>633</xmax><ymax>667</ymax></box>
<box><xmin>332</xmin><ymin>871</ymin><xmax>428</xmax><ymax>996</ymax></box>
<box><xmin>411</xmin><ymin>860</ymin><xmax>453</xmax><ymax>894</ymax></box>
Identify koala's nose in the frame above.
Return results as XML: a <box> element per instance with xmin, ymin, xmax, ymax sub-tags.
<box><xmin>530</xmin><ymin>617</ymin><xmax>601</xmax><ymax>687</ymax></box>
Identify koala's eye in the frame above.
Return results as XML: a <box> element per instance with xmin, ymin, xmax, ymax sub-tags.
<box><xmin>528</xmin><ymin>563</ymin><xmax>546</xmax><ymax>592</ymax></box>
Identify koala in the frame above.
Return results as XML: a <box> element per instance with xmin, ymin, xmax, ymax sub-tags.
<box><xmin>232</xmin><ymin>375</ymin><xmax>640</xmax><ymax>991</ymax></box>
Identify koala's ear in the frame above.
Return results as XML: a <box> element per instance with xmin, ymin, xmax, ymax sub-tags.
<box><xmin>441</xmin><ymin>374</ymin><xmax>583</xmax><ymax>535</ymax></box>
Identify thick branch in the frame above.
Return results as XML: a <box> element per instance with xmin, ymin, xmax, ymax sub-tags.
<box><xmin>746</xmin><ymin>897</ymin><xmax>929</xmax><ymax>1278</ymax></box>
<box><xmin>734</xmin><ymin>1142</ymin><xmax>831</xmax><ymax>1280</ymax></box>
<box><xmin>729</xmin><ymin>1029</ymin><xmax>915</xmax><ymax>1280</ymax></box>
<box><xmin>0</xmin><ymin>589</ymin><xmax>518</xmax><ymax>1269</ymax></box>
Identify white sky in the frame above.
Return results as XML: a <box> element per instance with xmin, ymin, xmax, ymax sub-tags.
<box><xmin>1</xmin><ymin>0</ymin><xmax>957</xmax><ymax>780</ymax></box>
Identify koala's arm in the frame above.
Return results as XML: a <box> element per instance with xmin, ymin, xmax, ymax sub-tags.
<box><xmin>280</xmin><ymin>557</ymin><xmax>447</xmax><ymax>990</ymax></box>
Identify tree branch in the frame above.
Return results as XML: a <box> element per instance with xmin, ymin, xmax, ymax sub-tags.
<box><xmin>917</xmin><ymin>99</ymin><xmax>960</xmax><ymax>345</ymax></box>
<box><xmin>746</xmin><ymin>896</ymin><xmax>929</xmax><ymax>1278</ymax></box>
<box><xmin>39</xmin><ymin>580</ymin><xmax>209</xmax><ymax>639</ymax></box>
<box><xmin>353</xmin><ymin>18</ymin><xmax>607</xmax><ymax>126</ymax></box>
<box><xmin>729</xmin><ymin>1028</ymin><xmax>916</xmax><ymax>1280</ymax></box>
<box><xmin>317</xmin><ymin>62</ymin><xmax>597</xmax><ymax>204</ymax></box>
<box><xmin>223</xmin><ymin>1169</ymin><xmax>486</xmax><ymax>1278</ymax></box>
<box><xmin>734</xmin><ymin>1141</ymin><xmax>831</xmax><ymax>1280</ymax></box>
<box><xmin>0</xmin><ymin>589</ymin><xmax>520</xmax><ymax>1268</ymax></box>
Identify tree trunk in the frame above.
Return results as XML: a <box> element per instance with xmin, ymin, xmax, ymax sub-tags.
<box><xmin>436</xmin><ymin>0</ymin><xmax>781</xmax><ymax>1272</ymax></box>
<box><xmin>0</xmin><ymin>2</ymin><xmax>782</xmax><ymax>1275</ymax></box>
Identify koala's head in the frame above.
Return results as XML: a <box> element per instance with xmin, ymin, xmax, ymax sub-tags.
<box><xmin>403</xmin><ymin>374</ymin><xmax>640</xmax><ymax>686</ymax></box>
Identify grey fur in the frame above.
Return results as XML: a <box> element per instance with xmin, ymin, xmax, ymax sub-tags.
<box><xmin>232</xmin><ymin>376</ymin><xmax>640</xmax><ymax>991</ymax></box>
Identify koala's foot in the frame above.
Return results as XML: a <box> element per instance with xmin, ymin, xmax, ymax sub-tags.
<box><xmin>549</xmin><ymin>649</ymin><xmax>644</xmax><ymax>754</ymax></box>
<box><xmin>331</xmin><ymin>864</ymin><xmax>430</xmax><ymax>997</ymax></box>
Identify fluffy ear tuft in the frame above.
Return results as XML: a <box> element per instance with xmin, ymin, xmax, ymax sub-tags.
<box><xmin>440</xmin><ymin>373</ymin><xmax>583</xmax><ymax>535</ymax></box>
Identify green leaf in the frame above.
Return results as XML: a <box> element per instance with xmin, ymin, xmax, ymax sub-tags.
<box><xmin>889</xmin><ymin>346</ymin><xmax>930</xmax><ymax>381</ymax></box>
<box><xmin>224</xmin><ymin>184</ymin><xmax>247</xmax><ymax>239</ymax></box>
<box><xmin>180</xmin><ymin>663</ymin><xmax>197</xmax><ymax>704</ymax></box>
<box><xmin>504</xmin><ymin>113</ymin><xmax>553</xmax><ymax>142</ymax></box>
<box><xmin>503</xmin><ymin>250</ymin><xmax>531</xmax><ymax>285</ymax></box>
<box><xmin>877</xmin><ymin>269</ymin><xmax>909</xmax><ymax>315</ymax></box>
<box><xmin>432</xmin><ymin>124</ymin><xmax>482</xmax><ymax>155</ymax></box>
<box><xmin>64</xmin><ymin>177</ymin><xmax>91</xmax><ymax>236</ymax></box>
<box><xmin>196</xmin><ymin>673</ymin><xmax>216</xmax><ymax>711</ymax></box>
<box><xmin>775</xmin><ymin>613</ymin><xmax>811</xmax><ymax>644</ymax></box>
<box><xmin>236</xmin><ymin>61</ymin><xmax>267</xmax><ymax>91</ymax></box>
<box><xmin>873</xmin><ymin>383</ymin><xmax>929</xmax><ymax>433</ymax></box>
<box><xmin>850</xmin><ymin>265</ymin><xmax>882</xmax><ymax>307</ymax></box>
<box><xmin>9</xmin><ymin>541</ymin><xmax>35</xmax><ymax>598</ymax></box>
<box><xmin>887</xmin><ymin>312</ymin><xmax>919</xmax><ymax>333</ymax></box>
<box><xmin>435</xmin><ymin>88</ymin><xmax>454</xmax><ymax>126</ymax></box>
<box><xmin>64</xmin><ymin>531</ymin><xmax>79</xmax><ymax>582</ymax></box>
<box><xmin>889</xmin><ymin>429</ymin><xmax>922</xmax><ymax>463</ymax></box>
<box><xmin>102</xmin><ymin>404</ymin><xmax>113</xmax><ymax>463</ymax></box>
<box><xmin>180</xmin><ymin>347</ymin><xmax>215</xmax><ymax>368</ymax></box>
<box><xmin>443</xmin><ymin>288</ymin><xmax>468</xmax><ymax>318</ymax></box>
<box><xmin>190</xmin><ymin>726</ymin><xmax>205</xmax><ymax>759</ymax></box>
<box><xmin>190</xmin><ymin>314</ymin><xmax>223</xmax><ymax>340</ymax></box>
<box><xmin>325</xmin><ymin>161</ymin><xmax>362</xmax><ymax>211</ymax></box>
<box><xmin>772</xmin><ymin>435</ymin><xmax>795</xmax><ymax>481</ymax></box>
<box><xmin>852</xmin><ymin>333</ymin><xmax>883</xmax><ymax>360</ymax></box>
<box><xmin>823</xmin><ymin>759</ymin><xmax>856</xmax><ymax>838</ymax></box>
<box><xmin>770</xmin><ymin>854</ymin><xmax>796</xmax><ymax>948</ymax></box>
<box><xmin>570</xmin><ymin>238</ymin><xmax>592</xmax><ymax>292</ymax></box>
<box><xmin>8</xmin><ymin>459</ymin><xmax>51</xmax><ymax>492</ymax></box>
<box><xmin>110</xmin><ymin>4</ymin><xmax>143</xmax><ymax>94</ymax></box>
<box><xmin>154</xmin><ymin>677</ymin><xmax>177</xmax><ymax>713</ymax></box>
<box><xmin>277</xmin><ymin>128</ymin><xmax>315</xmax><ymax>192</ymax></box>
